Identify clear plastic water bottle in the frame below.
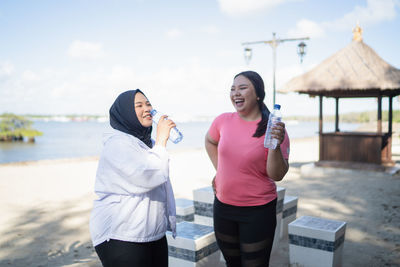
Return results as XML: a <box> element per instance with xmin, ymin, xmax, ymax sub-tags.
<box><xmin>264</xmin><ymin>104</ymin><xmax>282</xmax><ymax>149</ymax></box>
<box><xmin>150</xmin><ymin>109</ymin><xmax>183</xmax><ymax>144</ymax></box>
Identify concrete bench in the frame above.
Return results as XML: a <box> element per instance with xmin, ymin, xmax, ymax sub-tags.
<box><xmin>191</xmin><ymin>186</ymin><xmax>287</xmax><ymax>247</ymax></box>
<box><xmin>176</xmin><ymin>198</ymin><xmax>195</xmax><ymax>222</ymax></box>
<box><xmin>272</xmin><ymin>186</ymin><xmax>286</xmax><ymax>252</ymax></box>
<box><xmin>167</xmin><ymin>221</ymin><xmax>222</xmax><ymax>267</ymax></box>
<box><xmin>288</xmin><ymin>216</ymin><xmax>346</xmax><ymax>267</ymax></box>
<box><xmin>280</xmin><ymin>195</ymin><xmax>298</xmax><ymax>239</ymax></box>
<box><xmin>193</xmin><ymin>186</ymin><xmax>214</xmax><ymax>226</ymax></box>
<box><xmin>191</xmin><ymin>186</ymin><xmax>286</xmax><ymax>263</ymax></box>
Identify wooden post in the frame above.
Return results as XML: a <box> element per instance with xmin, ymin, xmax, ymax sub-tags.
<box><xmin>389</xmin><ymin>96</ymin><xmax>393</xmax><ymax>135</ymax></box>
<box><xmin>386</xmin><ymin>95</ymin><xmax>394</xmax><ymax>164</ymax></box>
<box><xmin>319</xmin><ymin>95</ymin><xmax>323</xmax><ymax>161</ymax></box>
<box><xmin>319</xmin><ymin>95</ymin><xmax>323</xmax><ymax>134</ymax></box>
<box><xmin>378</xmin><ymin>95</ymin><xmax>382</xmax><ymax>134</ymax></box>
<box><xmin>335</xmin><ymin>97</ymin><xmax>339</xmax><ymax>132</ymax></box>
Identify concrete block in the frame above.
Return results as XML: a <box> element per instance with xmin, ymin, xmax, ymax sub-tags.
<box><xmin>288</xmin><ymin>216</ymin><xmax>346</xmax><ymax>267</ymax></box>
<box><xmin>281</xmin><ymin>195</ymin><xmax>298</xmax><ymax>239</ymax></box>
<box><xmin>272</xmin><ymin>186</ymin><xmax>286</xmax><ymax>252</ymax></box>
<box><xmin>193</xmin><ymin>186</ymin><xmax>214</xmax><ymax>226</ymax></box>
<box><xmin>176</xmin><ymin>198</ymin><xmax>194</xmax><ymax>222</ymax></box>
<box><xmin>167</xmin><ymin>221</ymin><xmax>222</xmax><ymax>267</ymax></box>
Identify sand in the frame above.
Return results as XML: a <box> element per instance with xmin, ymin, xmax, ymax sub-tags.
<box><xmin>0</xmin><ymin>133</ymin><xmax>399</xmax><ymax>266</ymax></box>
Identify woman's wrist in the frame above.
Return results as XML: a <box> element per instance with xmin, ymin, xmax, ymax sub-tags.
<box><xmin>155</xmin><ymin>137</ymin><xmax>167</xmax><ymax>147</ymax></box>
<box><xmin>270</xmin><ymin>144</ymin><xmax>280</xmax><ymax>151</ymax></box>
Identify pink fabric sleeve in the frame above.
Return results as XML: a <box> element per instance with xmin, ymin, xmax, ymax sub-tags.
<box><xmin>208</xmin><ymin>114</ymin><xmax>224</xmax><ymax>142</ymax></box>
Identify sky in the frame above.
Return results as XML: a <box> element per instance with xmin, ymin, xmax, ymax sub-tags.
<box><xmin>0</xmin><ymin>0</ymin><xmax>399</xmax><ymax>120</ymax></box>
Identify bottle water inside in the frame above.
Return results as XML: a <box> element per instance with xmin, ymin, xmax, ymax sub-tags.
<box><xmin>264</xmin><ymin>104</ymin><xmax>282</xmax><ymax>149</ymax></box>
<box><xmin>150</xmin><ymin>109</ymin><xmax>183</xmax><ymax>144</ymax></box>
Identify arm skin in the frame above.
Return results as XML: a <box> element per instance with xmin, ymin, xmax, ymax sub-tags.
<box><xmin>266</xmin><ymin>121</ymin><xmax>289</xmax><ymax>181</ymax></box>
<box><xmin>205</xmin><ymin>132</ymin><xmax>218</xmax><ymax>170</ymax></box>
<box><xmin>205</xmin><ymin>132</ymin><xmax>218</xmax><ymax>193</ymax></box>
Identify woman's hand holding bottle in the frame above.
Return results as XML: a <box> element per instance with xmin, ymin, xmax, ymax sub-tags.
<box><xmin>271</xmin><ymin>121</ymin><xmax>286</xmax><ymax>148</ymax></box>
<box><xmin>151</xmin><ymin>109</ymin><xmax>183</xmax><ymax>145</ymax></box>
<box><xmin>155</xmin><ymin>115</ymin><xmax>176</xmax><ymax>147</ymax></box>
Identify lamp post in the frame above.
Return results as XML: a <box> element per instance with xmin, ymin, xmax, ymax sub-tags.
<box><xmin>297</xmin><ymin>42</ymin><xmax>307</xmax><ymax>63</ymax></box>
<box><xmin>244</xmin><ymin>47</ymin><xmax>252</xmax><ymax>65</ymax></box>
<box><xmin>242</xmin><ymin>33</ymin><xmax>309</xmax><ymax>106</ymax></box>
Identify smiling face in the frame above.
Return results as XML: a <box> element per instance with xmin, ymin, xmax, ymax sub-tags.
<box><xmin>134</xmin><ymin>92</ymin><xmax>153</xmax><ymax>128</ymax></box>
<box><xmin>230</xmin><ymin>75</ymin><xmax>260</xmax><ymax>117</ymax></box>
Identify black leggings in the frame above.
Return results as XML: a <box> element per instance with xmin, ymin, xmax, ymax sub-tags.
<box><xmin>94</xmin><ymin>236</ymin><xmax>168</xmax><ymax>267</ymax></box>
<box><xmin>213</xmin><ymin>197</ymin><xmax>277</xmax><ymax>267</ymax></box>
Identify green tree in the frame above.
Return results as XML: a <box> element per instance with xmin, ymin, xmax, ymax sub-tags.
<box><xmin>0</xmin><ymin>113</ymin><xmax>43</xmax><ymax>142</ymax></box>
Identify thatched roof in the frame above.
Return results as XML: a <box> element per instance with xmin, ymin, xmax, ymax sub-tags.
<box><xmin>279</xmin><ymin>33</ymin><xmax>400</xmax><ymax>98</ymax></box>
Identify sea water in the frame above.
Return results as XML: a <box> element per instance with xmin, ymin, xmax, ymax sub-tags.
<box><xmin>0</xmin><ymin>120</ymin><xmax>359</xmax><ymax>164</ymax></box>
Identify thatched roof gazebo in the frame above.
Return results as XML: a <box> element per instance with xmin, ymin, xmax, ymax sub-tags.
<box><xmin>280</xmin><ymin>25</ymin><xmax>400</xmax><ymax>166</ymax></box>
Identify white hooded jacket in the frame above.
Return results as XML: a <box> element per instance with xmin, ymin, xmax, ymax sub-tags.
<box><xmin>90</xmin><ymin>129</ymin><xmax>176</xmax><ymax>246</ymax></box>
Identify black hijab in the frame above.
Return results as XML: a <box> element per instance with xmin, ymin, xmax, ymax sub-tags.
<box><xmin>109</xmin><ymin>89</ymin><xmax>153</xmax><ymax>148</ymax></box>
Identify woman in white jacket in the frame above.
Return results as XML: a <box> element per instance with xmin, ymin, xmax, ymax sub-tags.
<box><xmin>90</xmin><ymin>89</ymin><xmax>176</xmax><ymax>267</ymax></box>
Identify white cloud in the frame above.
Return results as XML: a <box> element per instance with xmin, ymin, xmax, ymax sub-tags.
<box><xmin>22</xmin><ymin>70</ymin><xmax>41</xmax><ymax>82</ymax></box>
<box><xmin>165</xmin><ymin>28</ymin><xmax>183</xmax><ymax>39</ymax></box>
<box><xmin>1</xmin><ymin>59</ymin><xmax>376</xmax><ymax>118</ymax></box>
<box><xmin>287</xmin><ymin>19</ymin><xmax>325</xmax><ymax>38</ymax></box>
<box><xmin>68</xmin><ymin>40</ymin><xmax>105</xmax><ymax>60</ymax></box>
<box><xmin>201</xmin><ymin>25</ymin><xmax>220</xmax><ymax>34</ymax></box>
<box><xmin>108</xmin><ymin>66</ymin><xmax>135</xmax><ymax>85</ymax></box>
<box><xmin>51</xmin><ymin>83</ymin><xmax>70</xmax><ymax>98</ymax></box>
<box><xmin>218</xmin><ymin>0</ymin><xmax>294</xmax><ymax>17</ymax></box>
<box><xmin>0</xmin><ymin>61</ymin><xmax>238</xmax><ymax>117</ymax></box>
<box><xmin>325</xmin><ymin>0</ymin><xmax>399</xmax><ymax>30</ymax></box>
<box><xmin>288</xmin><ymin>0</ymin><xmax>400</xmax><ymax>39</ymax></box>
<box><xmin>138</xmin><ymin>63</ymin><xmax>237</xmax><ymax>119</ymax></box>
<box><xmin>0</xmin><ymin>62</ymin><xmax>14</xmax><ymax>77</ymax></box>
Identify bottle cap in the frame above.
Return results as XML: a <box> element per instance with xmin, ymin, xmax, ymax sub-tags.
<box><xmin>274</xmin><ymin>104</ymin><xmax>281</xmax><ymax>110</ymax></box>
<box><xmin>150</xmin><ymin>109</ymin><xmax>157</xmax><ymax>116</ymax></box>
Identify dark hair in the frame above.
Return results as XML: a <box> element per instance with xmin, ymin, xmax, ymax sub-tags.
<box><xmin>234</xmin><ymin>71</ymin><xmax>270</xmax><ymax>138</ymax></box>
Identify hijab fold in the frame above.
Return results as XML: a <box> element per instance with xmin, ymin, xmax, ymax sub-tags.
<box><xmin>109</xmin><ymin>89</ymin><xmax>153</xmax><ymax>148</ymax></box>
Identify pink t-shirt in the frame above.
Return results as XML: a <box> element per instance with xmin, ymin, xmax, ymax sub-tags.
<box><xmin>208</xmin><ymin>112</ymin><xmax>290</xmax><ymax>206</ymax></box>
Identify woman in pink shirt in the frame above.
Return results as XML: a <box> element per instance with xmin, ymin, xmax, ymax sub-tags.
<box><xmin>205</xmin><ymin>71</ymin><xmax>289</xmax><ymax>266</ymax></box>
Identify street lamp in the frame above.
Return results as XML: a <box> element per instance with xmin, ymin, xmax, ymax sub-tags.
<box><xmin>244</xmin><ymin>47</ymin><xmax>252</xmax><ymax>65</ymax></box>
<box><xmin>297</xmin><ymin>42</ymin><xmax>307</xmax><ymax>63</ymax></box>
<box><xmin>242</xmin><ymin>33</ymin><xmax>309</xmax><ymax>106</ymax></box>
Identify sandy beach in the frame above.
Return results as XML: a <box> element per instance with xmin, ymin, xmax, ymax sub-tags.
<box><xmin>0</xmin><ymin>132</ymin><xmax>399</xmax><ymax>266</ymax></box>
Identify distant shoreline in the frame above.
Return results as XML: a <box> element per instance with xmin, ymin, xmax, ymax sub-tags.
<box><xmin>2</xmin><ymin>110</ymin><xmax>399</xmax><ymax>124</ymax></box>
<box><xmin>0</xmin><ymin>156</ymin><xmax>100</xmax><ymax>167</ymax></box>
<box><xmin>2</xmin><ymin>122</ymin><xmax>398</xmax><ymax>166</ymax></box>
<box><xmin>0</xmin><ymin>136</ymin><xmax>318</xmax><ymax>166</ymax></box>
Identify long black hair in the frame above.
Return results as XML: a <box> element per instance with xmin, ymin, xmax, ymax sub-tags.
<box><xmin>234</xmin><ymin>71</ymin><xmax>270</xmax><ymax>138</ymax></box>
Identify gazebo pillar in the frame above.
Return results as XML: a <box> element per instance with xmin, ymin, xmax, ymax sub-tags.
<box><xmin>319</xmin><ymin>95</ymin><xmax>323</xmax><ymax>161</ymax></box>
<box><xmin>381</xmin><ymin>96</ymin><xmax>394</xmax><ymax>165</ymax></box>
<box><xmin>389</xmin><ymin>96</ymin><xmax>393</xmax><ymax>134</ymax></box>
<box><xmin>335</xmin><ymin>97</ymin><xmax>339</xmax><ymax>132</ymax></box>
<box><xmin>319</xmin><ymin>95</ymin><xmax>323</xmax><ymax>134</ymax></box>
<box><xmin>377</xmin><ymin>95</ymin><xmax>382</xmax><ymax>134</ymax></box>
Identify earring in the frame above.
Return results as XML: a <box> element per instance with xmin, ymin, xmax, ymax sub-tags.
<box><xmin>257</xmin><ymin>97</ymin><xmax>260</xmax><ymax>100</ymax></box>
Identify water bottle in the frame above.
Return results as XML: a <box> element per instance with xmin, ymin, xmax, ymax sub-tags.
<box><xmin>264</xmin><ymin>104</ymin><xmax>282</xmax><ymax>149</ymax></box>
<box><xmin>150</xmin><ymin>109</ymin><xmax>183</xmax><ymax>144</ymax></box>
